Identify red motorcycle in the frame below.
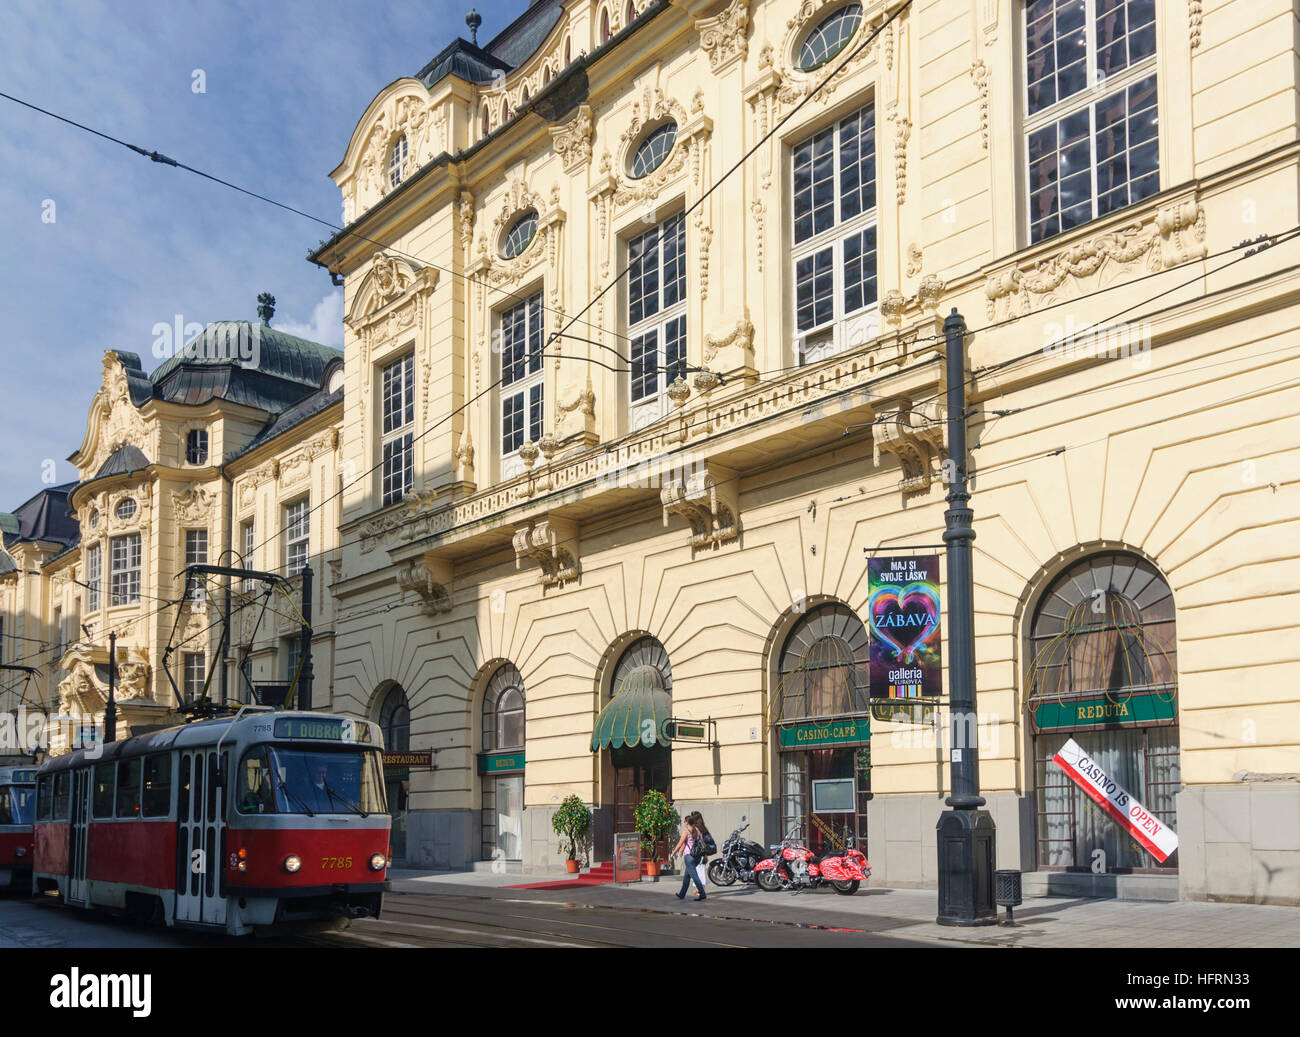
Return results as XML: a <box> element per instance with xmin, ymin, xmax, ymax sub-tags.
<box><xmin>753</xmin><ymin>822</ymin><xmax>870</xmax><ymax>895</ymax></box>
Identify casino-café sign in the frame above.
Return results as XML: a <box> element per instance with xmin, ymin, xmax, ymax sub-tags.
<box><xmin>778</xmin><ymin>718</ymin><xmax>869</xmax><ymax>749</ymax></box>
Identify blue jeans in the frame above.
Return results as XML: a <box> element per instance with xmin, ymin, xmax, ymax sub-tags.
<box><xmin>679</xmin><ymin>854</ymin><xmax>705</xmax><ymax>897</ymax></box>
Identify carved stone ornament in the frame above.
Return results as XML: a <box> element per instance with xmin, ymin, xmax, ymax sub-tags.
<box><xmin>348</xmin><ymin>85</ymin><xmax>445</xmax><ymax>219</ymax></box>
<box><xmin>549</xmin><ymin>104</ymin><xmax>593</xmax><ymax>174</ymax></box>
<box><xmin>696</xmin><ymin>0</ymin><xmax>749</xmax><ymax>73</ymax></box>
<box><xmin>459</xmin><ymin>191</ymin><xmax>476</xmax><ymax>252</ymax></box>
<box><xmin>555</xmin><ymin>379</ymin><xmax>597</xmax><ymax>445</ymax></box>
<box><xmin>703</xmin><ymin>311</ymin><xmax>755</xmax><ymax>372</ymax></box>
<box><xmin>970</xmin><ymin>60</ymin><xmax>989</xmax><ymax>149</ymax></box>
<box><xmin>907</xmin><ymin>243</ymin><xmax>923</xmax><ymax>277</ymax></box>
<box><xmin>512</xmin><ymin>516</ymin><xmax>579</xmax><ymax>587</ymax></box>
<box><xmin>984</xmin><ymin>198</ymin><xmax>1209</xmax><ymax>320</ymax></box>
<box><xmin>57</xmin><ymin>644</ymin><xmax>155</xmax><ymax>717</ymax></box>
<box><xmin>591</xmin><ymin>88</ymin><xmax>709</xmax><ymax>216</ymax></box>
<box><xmin>395</xmin><ymin>554</ymin><xmax>453</xmax><ymax>615</ymax></box>
<box><xmin>661</xmin><ymin>462</ymin><xmax>740</xmax><ymax>548</ymax></box>
<box><xmin>470</xmin><ymin>177</ymin><xmax>565</xmax><ymax>293</ymax></box>
<box><xmin>1188</xmin><ymin>1</ymin><xmax>1202</xmax><ymax>48</ymax></box>
<box><xmin>880</xmin><ymin>290</ymin><xmax>908</xmax><ymax>329</ymax></box>
<box><xmin>873</xmin><ymin>401</ymin><xmax>947</xmax><ymax>493</ymax></box>
<box><xmin>84</xmin><ymin>352</ymin><xmax>154</xmax><ymax>476</ymax></box>
<box><xmin>749</xmin><ymin>1</ymin><xmax>881</xmax><ymax>111</ymax></box>
<box><xmin>171</xmin><ymin>485</ymin><xmax>216</xmax><ymax>525</ymax></box>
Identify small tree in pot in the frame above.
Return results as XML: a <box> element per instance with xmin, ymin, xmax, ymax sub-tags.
<box><xmin>634</xmin><ymin>790</ymin><xmax>679</xmax><ymax>876</ymax></box>
<box><xmin>551</xmin><ymin>794</ymin><xmax>591</xmax><ymax>873</ymax></box>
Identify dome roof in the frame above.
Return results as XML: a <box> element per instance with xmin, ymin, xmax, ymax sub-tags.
<box><xmin>96</xmin><ymin>444</ymin><xmax>150</xmax><ymax>479</ymax></box>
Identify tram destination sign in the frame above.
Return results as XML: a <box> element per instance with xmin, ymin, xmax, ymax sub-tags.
<box><xmin>779</xmin><ymin>718</ymin><xmax>869</xmax><ymax>749</ymax></box>
<box><xmin>274</xmin><ymin>717</ymin><xmax>345</xmax><ymax>741</ymax></box>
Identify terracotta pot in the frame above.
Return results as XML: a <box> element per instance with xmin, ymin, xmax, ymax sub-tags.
<box><xmin>645</xmin><ymin>861</ymin><xmax>661</xmax><ymax>877</ymax></box>
<box><xmin>565</xmin><ymin>859</ymin><xmax>580</xmax><ymax>874</ymax></box>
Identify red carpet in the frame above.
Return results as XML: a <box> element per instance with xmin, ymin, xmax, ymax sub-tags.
<box><xmin>503</xmin><ymin>861</ymin><xmax>658</xmax><ymax>890</ymax></box>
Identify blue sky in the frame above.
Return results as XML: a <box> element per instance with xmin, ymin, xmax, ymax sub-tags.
<box><xmin>0</xmin><ymin>0</ymin><xmax>526</xmax><ymax>509</ymax></box>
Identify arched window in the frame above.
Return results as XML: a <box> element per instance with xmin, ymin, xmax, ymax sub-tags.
<box><xmin>521</xmin><ymin>86</ymin><xmax>530</xmax><ymax>105</ymax></box>
<box><xmin>601</xmin><ymin>8</ymin><xmax>611</xmax><ymax>43</ymax></box>
<box><xmin>629</xmin><ymin>122</ymin><xmax>677</xmax><ymax>179</ymax></box>
<box><xmin>611</xmin><ymin>635</ymin><xmax>672</xmax><ymax>698</ymax></box>
<box><xmin>796</xmin><ymin>4</ymin><xmax>864</xmax><ymax>72</ymax></box>
<box><xmin>482</xmin><ymin>104</ymin><xmax>491</xmax><ymax>137</ymax></box>
<box><xmin>1026</xmin><ymin>551</ymin><xmax>1179</xmax><ymax>873</ymax></box>
<box><xmin>625</xmin><ymin>0</ymin><xmax>636</xmax><ymax>25</ymax></box>
<box><xmin>543</xmin><ymin>66</ymin><xmax>552</xmax><ymax>85</ymax></box>
<box><xmin>387</xmin><ymin>134</ymin><xmax>409</xmax><ymax>188</ymax></box>
<box><xmin>565</xmin><ymin>38</ymin><xmax>571</xmax><ymax>64</ymax></box>
<box><xmin>483</xmin><ymin>663</ymin><xmax>526</xmax><ymax>751</ymax></box>
<box><xmin>500</xmin><ymin>209</ymin><xmax>539</xmax><ymax>260</ymax></box>
<box><xmin>776</xmin><ymin>602</ymin><xmax>870</xmax><ymax>722</ymax></box>
<box><xmin>378</xmin><ymin>685</ymin><xmax>410</xmax><ymax>753</ymax></box>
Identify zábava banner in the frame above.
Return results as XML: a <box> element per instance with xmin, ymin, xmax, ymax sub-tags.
<box><xmin>867</xmin><ymin>555</ymin><xmax>942</xmax><ymax>698</ymax></box>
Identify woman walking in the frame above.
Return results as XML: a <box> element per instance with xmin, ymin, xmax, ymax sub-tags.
<box><xmin>670</xmin><ymin>811</ymin><xmax>709</xmax><ymax>901</ymax></box>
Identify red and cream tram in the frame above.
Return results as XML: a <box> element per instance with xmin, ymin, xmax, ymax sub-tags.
<box><xmin>32</xmin><ymin>708</ymin><xmax>390</xmax><ymax>935</ymax></box>
<box><xmin>0</xmin><ymin>765</ymin><xmax>37</xmax><ymax>891</ymax></box>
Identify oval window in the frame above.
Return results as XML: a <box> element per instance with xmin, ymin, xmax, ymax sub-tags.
<box><xmin>115</xmin><ymin>498</ymin><xmax>137</xmax><ymax>522</ymax></box>
<box><xmin>629</xmin><ymin>122</ymin><xmax>677</xmax><ymax>179</ymax></box>
<box><xmin>796</xmin><ymin>4</ymin><xmax>863</xmax><ymax>72</ymax></box>
<box><xmin>501</xmin><ymin>210</ymin><xmax>539</xmax><ymax>259</ymax></box>
<box><xmin>388</xmin><ymin>134</ymin><xmax>408</xmax><ymax>188</ymax></box>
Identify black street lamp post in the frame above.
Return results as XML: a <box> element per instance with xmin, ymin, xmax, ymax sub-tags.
<box><xmin>936</xmin><ymin>308</ymin><xmax>997</xmax><ymax>926</ymax></box>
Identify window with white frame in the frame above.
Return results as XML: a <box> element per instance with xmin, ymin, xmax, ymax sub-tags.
<box><xmin>388</xmin><ymin>134</ymin><xmax>409</xmax><ymax>188</ymax></box>
<box><xmin>284</xmin><ymin>498</ymin><xmax>310</xmax><ymax>576</ymax></box>
<box><xmin>1023</xmin><ymin>0</ymin><xmax>1158</xmax><ymax>244</ymax></box>
<box><xmin>109</xmin><ymin>534</ymin><xmax>141</xmax><ymax>607</ymax></box>
<box><xmin>184</xmin><ymin>528</ymin><xmax>208</xmax><ymax>604</ymax></box>
<box><xmin>183</xmin><ymin>652</ymin><xmax>206</xmax><ymax>701</ymax></box>
<box><xmin>791</xmin><ymin>103</ymin><xmax>878</xmax><ymax>365</ymax></box>
<box><xmin>284</xmin><ymin>636</ymin><xmax>301</xmax><ymax>684</ymax></box>
<box><xmin>627</xmin><ymin>212</ymin><xmax>687</xmax><ymax>428</ymax></box>
<box><xmin>499</xmin><ymin>292</ymin><xmax>544</xmax><ymax>471</ymax></box>
<box><xmin>86</xmin><ymin>543</ymin><xmax>102</xmax><ymax>612</ymax></box>
<box><xmin>186</xmin><ymin>428</ymin><xmax>209</xmax><ymax>465</ymax></box>
<box><xmin>381</xmin><ymin>353</ymin><xmax>415</xmax><ymax>507</ymax></box>
<box><xmin>241</xmin><ymin>519</ymin><xmax>255</xmax><ymax>590</ymax></box>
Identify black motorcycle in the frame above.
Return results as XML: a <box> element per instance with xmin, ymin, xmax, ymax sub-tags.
<box><xmin>705</xmin><ymin>817</ymin><xmax>768</xmax><ymax>887</ymax></box>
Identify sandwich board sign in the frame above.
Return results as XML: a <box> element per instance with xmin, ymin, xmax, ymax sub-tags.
<box><xmin>1052</xmin><ymin>738</ymin><xmax>1178</xmax><ymax>864</ymax></box>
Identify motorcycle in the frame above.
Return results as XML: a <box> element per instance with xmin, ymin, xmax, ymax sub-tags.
<box><xmin>753</xmin><ymin>822</ymin><xmax>870</xmax><ymax>895</ymax></box>
<box><xmin>705</xmin><ymin>817</ymin><xmax>769</xmax><ymax>887</ymax></box>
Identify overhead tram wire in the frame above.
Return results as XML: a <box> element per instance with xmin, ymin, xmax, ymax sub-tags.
<box><xmin>0</xmin><ymin>3</ymin><xmax>915</xmax><ymax>578</ymax></box>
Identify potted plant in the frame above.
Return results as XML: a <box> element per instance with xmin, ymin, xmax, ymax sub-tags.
<box><xmin>551</xmin><ymin>794</ymin><xmax>591</xmax><ymax>873</ymax></box>
<box><xmin>633</xmin><ymin>790</ymin><xmax>679</xmax><ymax>877</ymax></box>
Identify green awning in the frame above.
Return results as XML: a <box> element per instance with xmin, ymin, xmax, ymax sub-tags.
<box><xmin>590</xmin><ymin>665</ymin><xmax>673</xmax><ymax>751</ymax></box>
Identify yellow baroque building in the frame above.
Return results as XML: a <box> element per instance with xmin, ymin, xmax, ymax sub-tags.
<box><xmin>1</xmin><ymin>319</ymin><xmax>346</xmax><ymax>760</ymax></box>
<box><xmin>309</xmin><ymin>0</ymin><xmax>1300</xmax><ymax>902</ymax></box>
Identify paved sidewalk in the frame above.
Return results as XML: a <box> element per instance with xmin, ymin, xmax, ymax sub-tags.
<box><xmin>388</xmin><ymin>867</ymin><xmax>1300</xmax><ymax>948</ymax></box>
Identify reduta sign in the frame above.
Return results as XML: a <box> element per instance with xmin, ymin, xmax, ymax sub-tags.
<box><xmin>1052</xmin><ymin>738</ymin><xmax>1178</xmax><ymax>863</ymax></box>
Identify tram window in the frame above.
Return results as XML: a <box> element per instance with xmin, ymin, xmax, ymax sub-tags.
<box><xmin>142</xmin><ymin>754</ymin><xmax>172</xmax><ymax>817</ymax></box>
<box><xmin>0</xmin><ymin>788</ymin><xmax>10</xmax><ymax>826</ymax></box>
<box><xmin>92</xmin><ymin>762</ymin><xmax>115</xmax><ymax>818</ymax></box>
<box><xmin>237</xmin><ymin>748</ymin><xmax>275</xmax><ymax>814</ymax></box>
<box><xmin>116</xmin><ymin>758</ymin><xmax>142</xmax><ymax>818</ymax></box>
<box><xmin>36</xmin><ymin>777</ymin><xmax>50</xmax><ymax>822</ymax></box>
<box><xmin>179</xmin><ymin>756</ymin><xmax>191</xmax><ymax>823</ymax></box>
<box><xmin>206</xmin><ymin>752</ymin><xmax>218</xmax><ymax>819</ymax></box>
<box><xmin>53</xmin><ymin>772</ymin><xmax>70</xmax><ymax>819</ymax></box>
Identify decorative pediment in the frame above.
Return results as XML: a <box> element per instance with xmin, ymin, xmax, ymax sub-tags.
<box><xmin>696</xmin><ymin>0</ymin><xmax>750</xmax><ymax>73</ymax></box>
<box><xmin>873</xmin><ymin>401</ymin><xmax>946</xmax><ymax>493</ymax></box>
<box><xmin>661</xmin><ymin>462</ymin><xmax>739</xmax><ymax>548</ymax></box>
<box><xmin>512</xmin><ymin>516</ymin><xmax>579</xmax><ymax>587</ymax></box>
<box><xmin>74</xmin><ymin>352</ymin><xmax>155</xmax><ymax>478</ymax></box>
<box><xmin>395</xmin><ymin>553</ymin><xmax>454</xmax><ymax>615</ymax></box>
<box><xmin>984</xmin><ymin>197</ymin><xmax>1207</xmax><ymax>321</ymax></box>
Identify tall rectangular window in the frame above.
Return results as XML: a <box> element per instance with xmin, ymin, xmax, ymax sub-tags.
<box><xmin>184</xmin><ymin>528</ymin><xmax>208</xmax><ymax>603</ymax></box>
<box><xmin>86</xmin><ymin>543</ymin><xmax>102</xmax><ymax>612</ymax></box>
<box><xmin>381</xmin><ymin>354</ymin><xmax>415</xmax><ymax>507</ymax></box>
<box><xmin>241</xmin><ymin>519</ymin><xmax>255</xmax><ymax>591</ymax></box>
<box><xmin>183</xmin><ymin>652</ymin><xmax>206</xmax><ymax>701</ymax></box>
<box><xmin>791</xmin><ymin>104</ymin><xmax>878</xmax><ymax>365</ymax></box>
<box><xmin>109</xmin><ymin>533</ymin><xmax>141</xmax><ymax>606</ymax></box>
<box><xmin>1024</xmin><ymin>0</ymin><xmax>1158</xmax><ymax>243</ymax></box>
<box><xmin>627</xmin><ymin>213</ymin><xmax>687</xmax><ymax>429</ymax></box>
<box><xmin>284</xmin><ymin>498</ymin><xmax>310</xmax><ymax>576</ymax></box>
<box><xmin>499</xmin><ymin>292</ymin><xmax>544</xmax><ymax>466</ymax></box>
<box><xmin>284</xmin><ymin>636</ymin><xmax>301</xmax><ymax>683</ymax></box>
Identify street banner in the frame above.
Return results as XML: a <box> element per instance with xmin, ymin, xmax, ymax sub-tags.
<box><xmin>867</xmin><ymin>555</ymin><xmax>942</xmax><ymax>697</ymax></box>
<box><xmin>1052</xmin><ymin>738</ymin><xmax>1179</xmax><ymax>863</ymax></box>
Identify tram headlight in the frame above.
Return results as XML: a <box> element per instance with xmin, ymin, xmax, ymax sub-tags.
<box><xmin>283</xmin><ymin>854</ymin><xmax>302</xmax><ymax>874</ymax></box>
<box><xmin>369</xmin><ymin>853</ymin><xmax>386</xmax><ymax>871</ymax></box>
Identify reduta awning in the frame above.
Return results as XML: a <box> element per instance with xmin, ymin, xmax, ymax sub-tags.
<box><xmin>590</xmin><ymin>664</ymin><xmax>672</xmax><ymax>751</ymax></box>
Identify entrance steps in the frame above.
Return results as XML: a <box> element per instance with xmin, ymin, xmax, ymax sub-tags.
<box><xmin>502</xmin><ymin>860</ymin><xmax>660</xmax><ymax>891</ymax></box>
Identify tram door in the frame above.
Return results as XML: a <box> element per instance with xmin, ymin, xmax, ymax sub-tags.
<box><xmin>175</xmin><ymin>750</ymin><xmax>227</xmax><ymax>927</ymax></box>
<box><xmin>67</xmin><ymin>768</ymin><xmax>90</xmax><ymax>905</ymax></box>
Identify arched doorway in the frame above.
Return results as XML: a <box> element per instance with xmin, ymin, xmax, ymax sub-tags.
<box><xmin>1024</xmin><ymin>551</ymin><xmax>1179</xmax><ymax>873</ymax></box>
<box><xmin>592</xmin><ymin>636</ymin><xmax>673</xmax><ymax>853</ymax></box>
<box><xmin>377</xmin><ymin>684</ymin><xmax>410</xmax><ymax>861</ymax></box>
<box><xmin>479</xmin><ymin>663</ymin><xmax>526</xmax><ymax>863</ymax></box>
<box><xmin>773</xmin><ymin>603</ymin><xmax>872</xmax><ymax>856</ymax></box>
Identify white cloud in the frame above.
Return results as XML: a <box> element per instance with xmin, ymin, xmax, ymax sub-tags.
<box><xmin>273</xmin><ymin>291</ymin><xmax>344</xmax><ymax>349</ymax></box>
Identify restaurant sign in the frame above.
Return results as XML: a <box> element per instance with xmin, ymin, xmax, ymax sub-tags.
<box><xmin>477</xmin><ymin>751</ymin><xmax>525</xmax><ymax>774</ymax></box>
<box><xmin>1053</xmin><ymin>737</ymin><xmax>1178</xmax><ymax>864</ymax></box>
<box><xmin>383</xmin><ymin>750</ymin><xmax>434</xmax><ymax>770</ymax></box>
<box><xmin>1034</xmin><ymin>693</ymin><xmax>1176</xmax><ymax>732</ymax></box>
<box><xmin>778</xmin><ymin>717</ymin><xmax>870</xmax><ymax>749</ymax></box>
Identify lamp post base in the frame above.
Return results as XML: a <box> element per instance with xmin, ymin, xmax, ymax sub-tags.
<box><xmin>936</xmin><ymin>808</ymin><xmax>999</xmax><ymax>926</ymax></box>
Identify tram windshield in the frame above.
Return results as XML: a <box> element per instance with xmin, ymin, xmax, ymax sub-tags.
<box><xmin>0</xmin><ymin>785</ymin><xmax>35</xmax><ymax>826</ymax></box>
<box><xmin>237</xmin><ymin>746</ymin><xmax>385</xmax><ymax>816</ymax></box>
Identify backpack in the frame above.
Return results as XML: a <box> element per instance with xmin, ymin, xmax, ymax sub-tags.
<box><xmin>698</xmin><ymin>830</ymin><xmax>717</xmax><ymax>857</ymax></box>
